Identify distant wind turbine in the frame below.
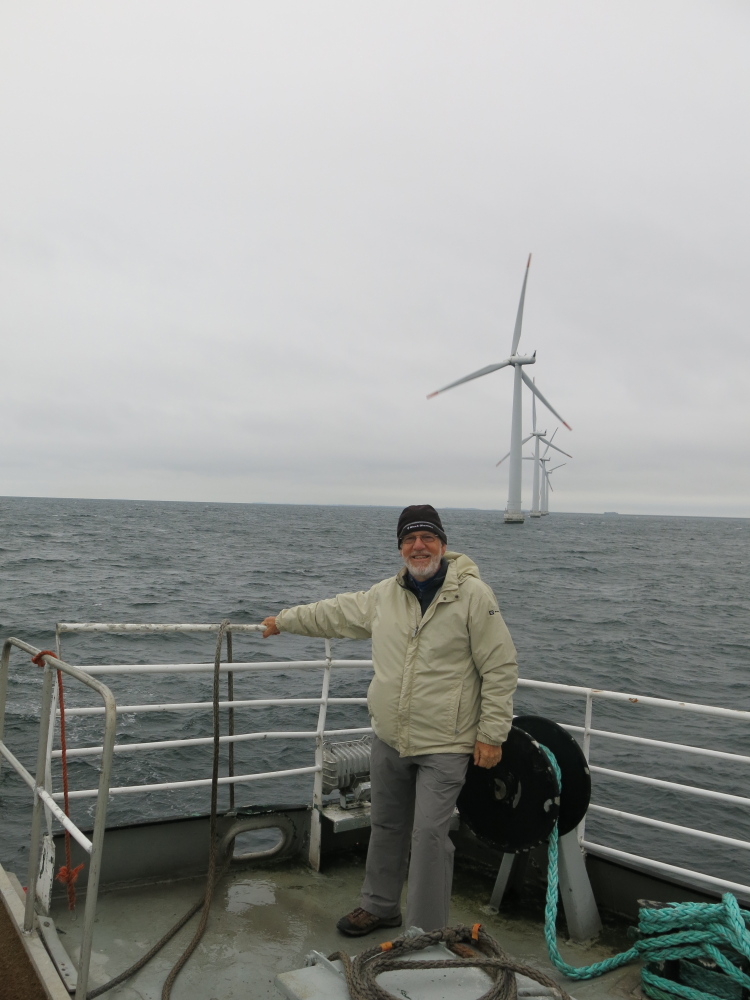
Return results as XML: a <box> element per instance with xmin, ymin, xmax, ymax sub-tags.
<box><xmin>428</xmin><ymin>255</ymin><xmax>571</xmax><ymax>523</ymax></box>
<box><xmin>541</xmin><ymin>461</ymin><xmax>566</xmax><ymax>515</ymax></box>
<box><xmin>496</xmin><ymin>401</ymin><xmax>571</xmax><ymax>518</ymax></box>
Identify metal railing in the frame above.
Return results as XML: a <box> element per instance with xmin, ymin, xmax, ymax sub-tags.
<box><xmin>518</xmin><ymin>677</ymin><xmax>750</xmax><ymax>899</ymax></box>
<box><xmin>51</xmin><ymin>626</ymin><xmax>750</xmax><ymax>899</ymax></box>
<box><xmin>2</xmin><ymin>623</ymin><xmax>750</xmax><ymax>997</ymax></box>
<box><xmin>0</xmin><ymin>637</ymin><xmax>117</xmax><ymax>1000</ymax></box>
<box><xmin>52</xmin><ymin>622</ymin><xmax>373</xmax><ymax>870</ymax></box>
<box><xmin>0</xmin><ymin>624</ymin><xmax>374</xmax><ymax>998</ymax></box>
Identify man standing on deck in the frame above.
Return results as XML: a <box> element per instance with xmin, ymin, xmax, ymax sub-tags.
<box><xmin>261</xmin><ymin>504</ymin><xmax>517</xmax><ymax>936</ymax></box>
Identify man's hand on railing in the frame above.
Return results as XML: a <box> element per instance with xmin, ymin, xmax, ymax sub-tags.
<box><xmin>261</xmin><ymin>617</ymin><xmax>280</xmax><ymax>638</ymax></box>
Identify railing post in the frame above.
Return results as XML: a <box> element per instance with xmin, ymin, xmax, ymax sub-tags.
<box><xmin>227</xmin><ymin>629</ymin><xmax>235</xmax><ymax>813</ymax></box>
<box><xmin>24</xmin><ymin>660</ymin><xmax>55</xmax><ymax>932</ymax></box>
<box><xmin>37</xmin><ymin>622</ymin><xmax>63</xmax><ymax>905</ymax></box>
<box><xmin>309</xmin><ymin>639</ymin><xmax>332</xmax><ymax>871</ymax></box>
<box><xmin>0</xmin><ymin>640</ymin><xmax>11</xmax><ymax>781</ymax></box>
<box><xmin>582</xmin><ymin>689</ymin><xmax>593</xmax><ymax>762</ymax></box>
<box><xmin>37</xmin><ymin>677</ymin><xmax>59</xmax><ymax>915</ymax></box>
<box><xmin>578</xmin><ymin>689</ymin><xmax>594</xmax><ymax>846</ymax></box>
<box><xmin>75</xmin><ymin>684</ymin><xmax>117</xmax><ymax>1000</ymax></box>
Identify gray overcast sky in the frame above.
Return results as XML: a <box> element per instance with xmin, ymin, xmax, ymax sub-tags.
<box><xmin>2</xmin><ymin>2</ymin><xmax>749</xmax><ymax>516</ymax></box>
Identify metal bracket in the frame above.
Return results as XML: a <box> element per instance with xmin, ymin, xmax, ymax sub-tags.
<box><xmin>339</xmin><ymin>778</ymin><xmax>372</xmax><ymax>810</ymax></box>
<box><xmin>37</xmin><ymin>916</ymin><xmax>77</xmax><ymax>992</ymax></box>
<box><xmin>489</xmin><ymin>852</ymin><xmax>516</xmax><ymax>910</ymax></box>
<box><xmin>488</xmin><ymin>830</ymin><xmax>602</xmax><ymax>942</ymax></box>
<box><xmin>557</xmin><ymin>829</ymin><xmax>602</xmax><ymax>941</ymax></box>
<box><xmin>36</xmin><ymin>834</ymin><xmax>55</xmax><ymax>914</ymax></box>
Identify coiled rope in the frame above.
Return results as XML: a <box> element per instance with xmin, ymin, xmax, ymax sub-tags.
<box><xmin>329</xmin><ymin>923</ymin><xmax>573</xmax><ymax>1000</ymax></box>
<box><xmin>539</xmin><ymin>745</ymin><xmax>750</xmax><ymax>1000</ymax></box>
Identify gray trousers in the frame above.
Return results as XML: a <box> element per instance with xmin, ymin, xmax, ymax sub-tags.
<box><xmin>360</xmin><ymin>735</ymin><xmax>470</xmax><ymax>932</ymax></box>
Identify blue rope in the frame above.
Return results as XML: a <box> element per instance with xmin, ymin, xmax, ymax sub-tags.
<box><xmin>537</xmin><ymin>744</ymin><xmax>750</xmax><ymax>1000</ymax></box>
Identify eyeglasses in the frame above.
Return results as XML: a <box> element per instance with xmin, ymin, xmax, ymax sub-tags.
<box><xmin>401</xmin><ymin>533</ymin><xmax>442</xmax><ymax>547</ymax></box>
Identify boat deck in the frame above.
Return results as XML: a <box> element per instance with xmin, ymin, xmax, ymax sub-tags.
<box><xmin>47</xmin><ymin>854</ymin><xmax>641</xmax><ymax>1000</ymax></box>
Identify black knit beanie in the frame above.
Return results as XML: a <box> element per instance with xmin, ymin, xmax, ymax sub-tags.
<box><xmin>397</xmin><ymin>505</ymin><xmax>447</xmax><ymax>548</ymax></box>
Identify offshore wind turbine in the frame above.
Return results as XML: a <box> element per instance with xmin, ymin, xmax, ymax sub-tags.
<box><xmin>428</xmin><ymin>255</ymin><xmax>571</xmax><ymax>523</ymax></box>
<box><xmin>541</xmin><ymin>461</ymin><xmax>566</xmax><ymax>515</ymax></box>
<box><xmin>496</xmin><ymin>406</ymin><xmax>571</xmax><ymax>517</ymax></box>
<box><xmin>527</xmin><ymin>390</ymin><xmax>572</xmax><ymax>517</ymax></box>
<box><xmin>537</xmin><ymin>430</ymin><xmax>570</xmax><ymax>515</ymax></box>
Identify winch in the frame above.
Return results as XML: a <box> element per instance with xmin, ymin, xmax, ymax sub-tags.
<box><xmin>457</xmin><ymin>714</ymin><xmax>591</xmax><ymax>853</ymax></box>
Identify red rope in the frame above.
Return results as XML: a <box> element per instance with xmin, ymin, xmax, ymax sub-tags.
<box><xmin>31</xmin><ymin>650</ymin><xmax>84</xmax><ymax>910</ymax></box>
<box><xmin>30</xmin><ymin>650</ymin><xmax>57</xmax><ymax>667</ymax></box>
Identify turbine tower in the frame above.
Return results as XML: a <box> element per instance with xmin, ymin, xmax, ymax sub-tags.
<box><xmin>428</xmin><ymin>255</ymin><xmax>571</xmax><ymax>523</ymax></box>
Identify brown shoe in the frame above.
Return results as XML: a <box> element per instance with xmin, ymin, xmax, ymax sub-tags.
<box><xmin>336</xmin><ymin>907</ymin><xmax>402</xmax><ymax>937</ymax></box>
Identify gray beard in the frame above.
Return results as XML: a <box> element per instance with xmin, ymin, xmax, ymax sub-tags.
<box><xmin>403</xmin><ymin>552</ymin><xmax>442</xmax><ymax>581</ymax></box>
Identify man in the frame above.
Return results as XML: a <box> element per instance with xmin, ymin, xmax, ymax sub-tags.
<box><xmin>261</xmin><ymin>504</ymin><xmax>517</xmax><ymax>935</ymax></box>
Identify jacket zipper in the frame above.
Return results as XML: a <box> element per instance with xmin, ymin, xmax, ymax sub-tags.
<box><xmin>403</xmin><ymin>574</ymin><xmax>456</xmax><ymax>636</ymax></box>
<box><xmin>411</xmin><ymin>590</ymin><xmax>455</xmax><ymax>636</ymax></box>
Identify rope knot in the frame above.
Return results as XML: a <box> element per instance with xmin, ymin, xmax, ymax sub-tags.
<box><xmin>56</xmin><ymin>862</ymin><xmax>85</xmax><ymax>911</ymax></box>
<box><xmin>56</xmin><ymin>862</ymin><xmax>84</xmax><ymax>887</ymax></box>
<box><xmin>31</xmin><ymin>649</ymin><xmax>57</xmax><ymax>666</ymax></box>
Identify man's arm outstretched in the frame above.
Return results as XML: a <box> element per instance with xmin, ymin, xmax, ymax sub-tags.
<box><xmin>262</xmin><ymin>590</ymin><xmax>374</xmax><ymax>641</ymax></box>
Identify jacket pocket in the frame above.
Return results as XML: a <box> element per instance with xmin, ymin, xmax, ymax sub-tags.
<box><xmin>455</xmin><ymin>679</ymin><xmax>481</xmax><ymax>737</ymax></box>
<box><xmin>408</xmin><ymin>677</ymin><xmax>462</xmax><ymax>747</ymax></box>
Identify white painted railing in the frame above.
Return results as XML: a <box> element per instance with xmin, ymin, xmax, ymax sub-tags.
<box><xmin>517</xmin><ymin>677</ymin><xmax>750</xmax><ymax>899</ymax></box>
<box><xmin>53</xmin><ymin>622</ymin><xmax>374</xmax><ymax>871</ymax></box>
<box><xmin>7</xmin><ymin>623</ymin><xmax>750</xmax><ymax>914</ymax></box>
<box><xmin>0</xmin><ymin>638</ymin><xmax>117</xmax><ymax>1000</ymax></box>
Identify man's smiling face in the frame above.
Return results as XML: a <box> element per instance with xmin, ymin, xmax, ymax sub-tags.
<box><xmin>400</xmin><ymin>531</ymin><xmax>447</xmax><ymax>580</ymax></box>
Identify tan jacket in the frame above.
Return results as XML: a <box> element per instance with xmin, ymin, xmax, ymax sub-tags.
<box><xmin>276</xmin><ymin>552</ymin><xmax>517</xmax><ymax>756</ymax></box>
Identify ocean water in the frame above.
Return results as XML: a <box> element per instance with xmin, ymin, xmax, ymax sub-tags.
<box><xmin>1</xmin><ymin>497</ymin><xmax>748</xmax><ymax>885</ymax></box>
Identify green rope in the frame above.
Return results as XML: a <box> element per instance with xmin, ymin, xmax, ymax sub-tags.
<box><xmin>538</xmin><ymin>744</ymin><xmax>750</xmax><ymax>1000</ymax></box>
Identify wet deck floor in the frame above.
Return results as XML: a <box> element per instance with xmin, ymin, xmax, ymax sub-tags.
<box><xmin>52</xmin><ymin>856</ymin><xmax>642</xmax><ymax>1000</ymax></box>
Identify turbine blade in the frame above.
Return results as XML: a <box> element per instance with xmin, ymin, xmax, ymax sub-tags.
<box><xmin>427</xmin><ymin>360</ymin><xmax>512</xmax><ymax>399</ymax></box>
<box><xmin>531</xmin><ymin>379</ymin><xmax>537</xmax><ymax>432</ymax></box>
<box><xmin>520</xmin><ymin>371</ymin><xmax>572</xmax><ymax>430</ymax></box>
<box><xmin>510</xmin><ymin>254</ymin><xmax>532</xmax><ymax>356</ymax></box>
<box><xmin>541</xmin><ymin>427</ymin><xmax>557</xmax><ymax>458</ymax></box>
<box><xmin>498</xmin><ymin>434</ymin><xmax>533</xmax><ymax>466</ymax></box>
<box><xmin>538</xmin><ymin>436</ymin><xmax>572</xmax><ymax>459</ymax></box>
<box><xmin>549</xmin><ymin>463</ymin><xmax>566</xmax><ymax>473</ymax></box>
